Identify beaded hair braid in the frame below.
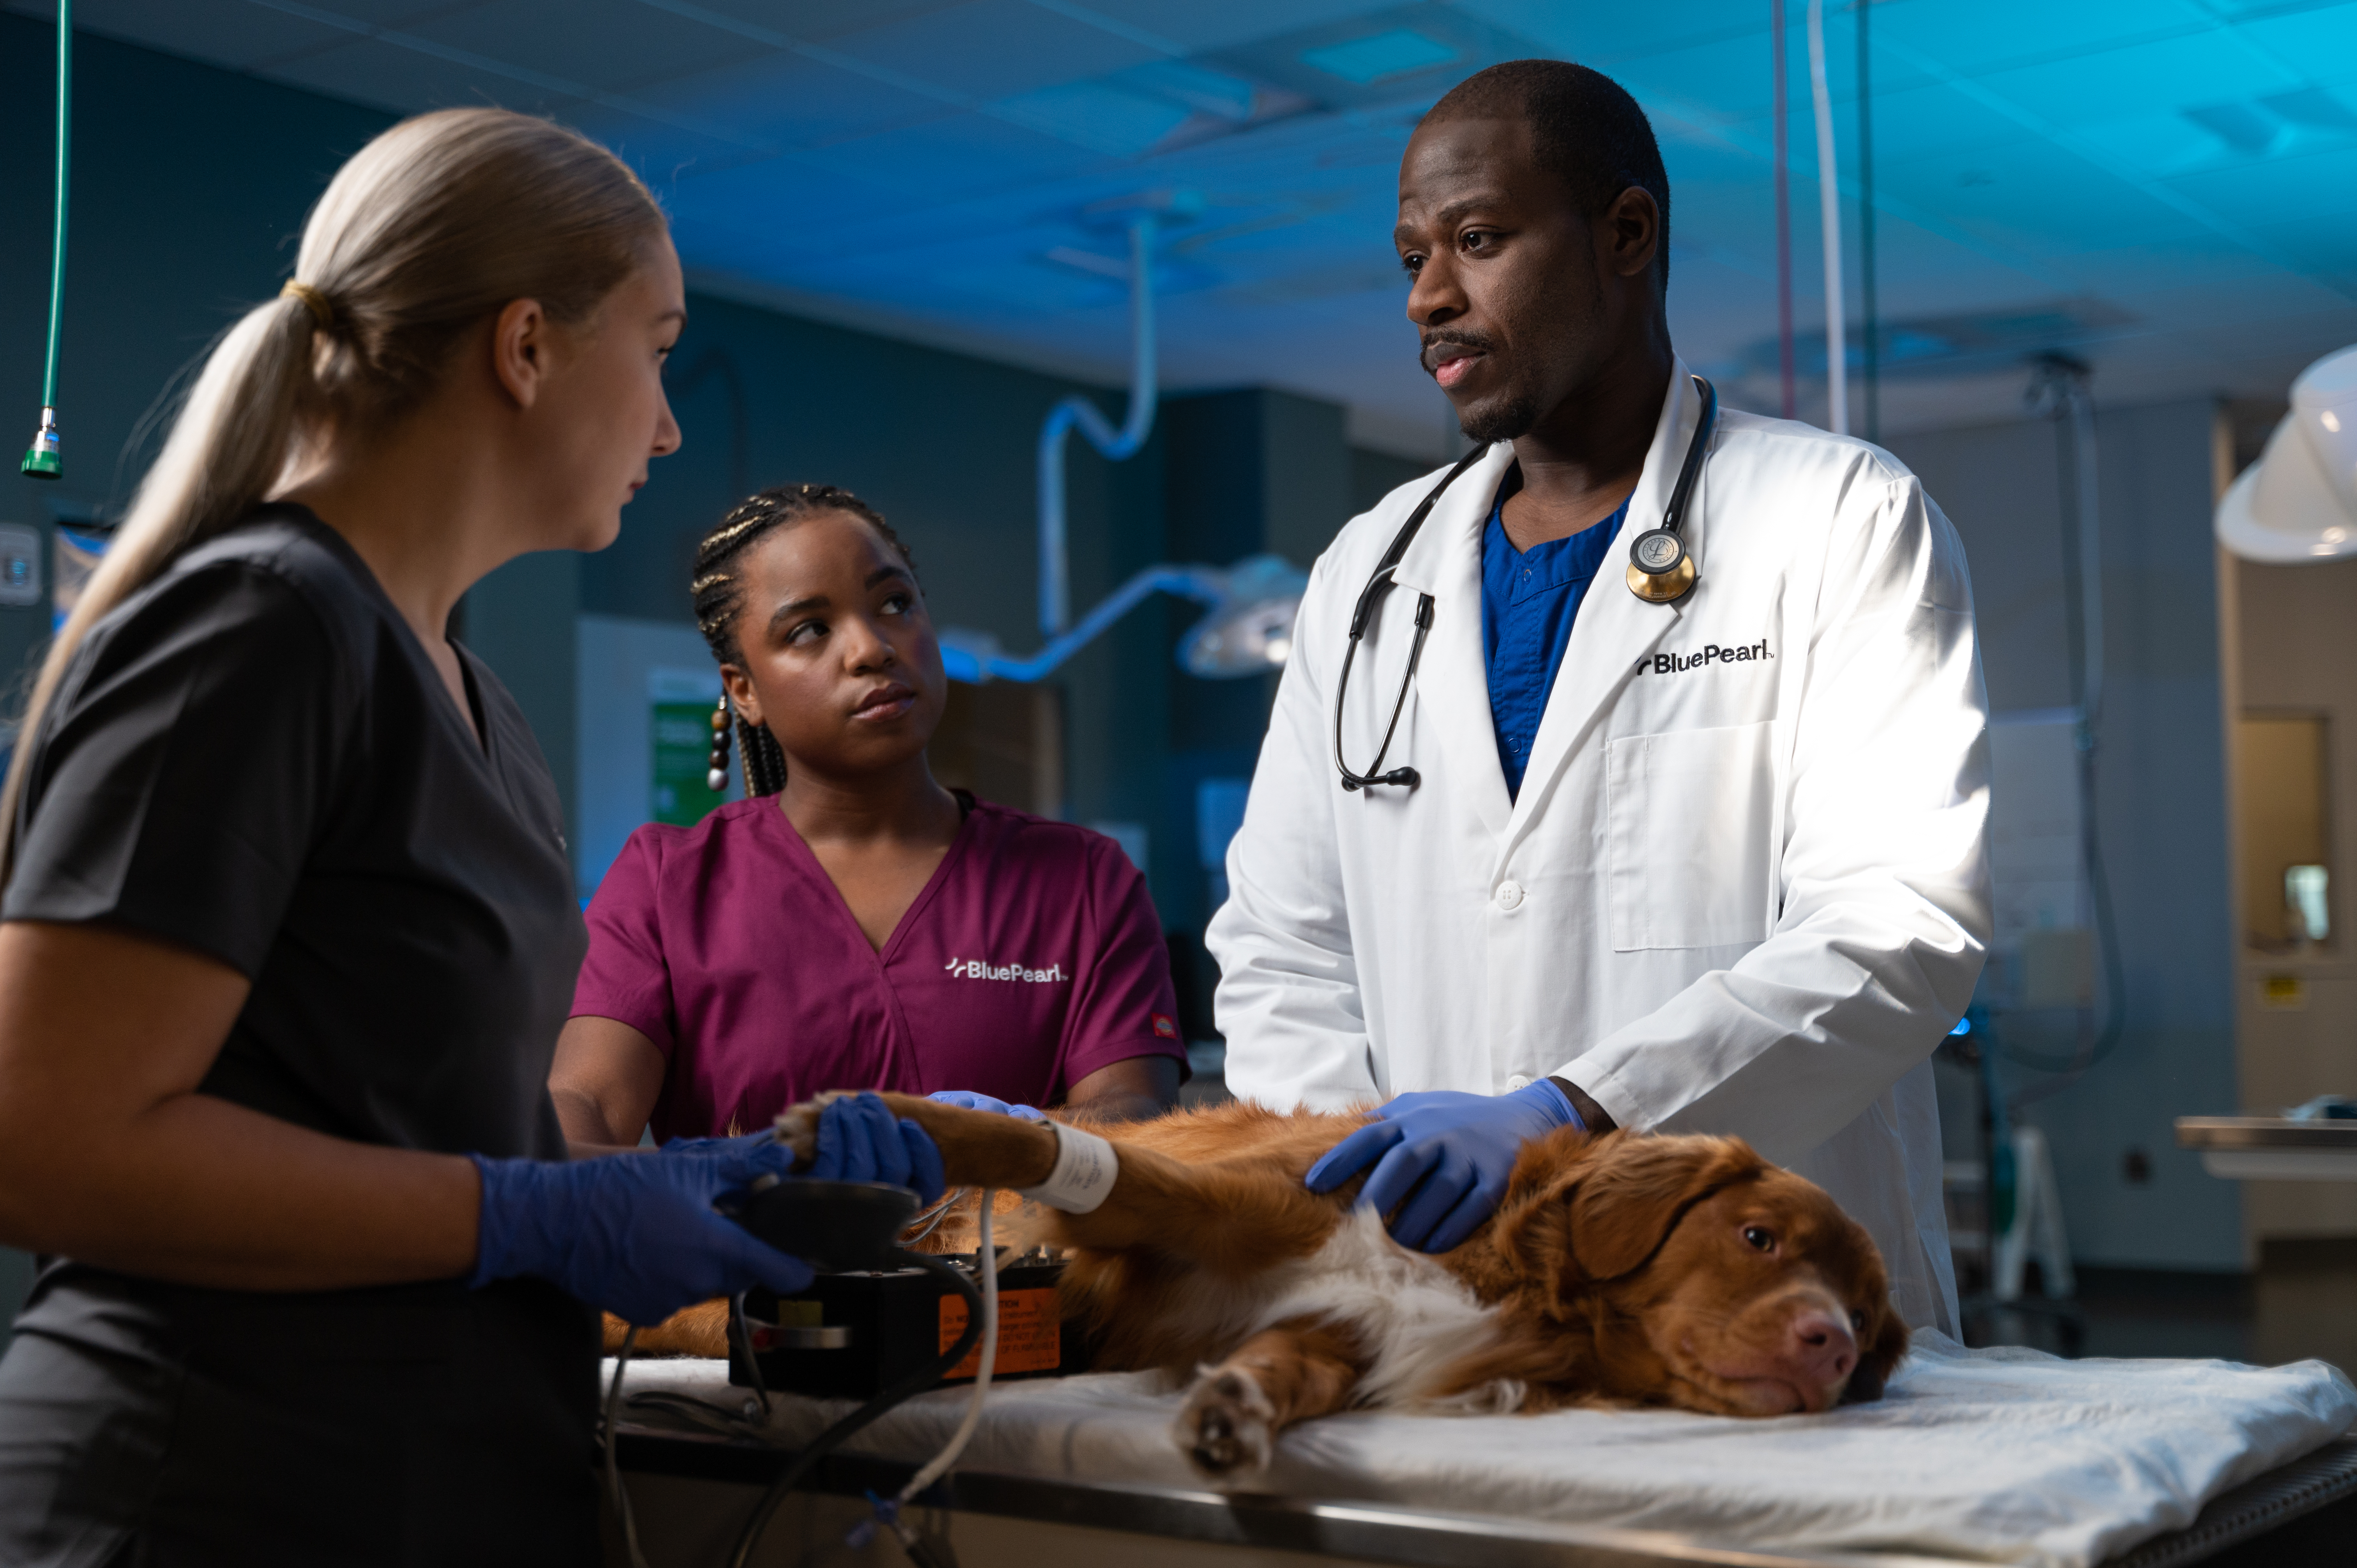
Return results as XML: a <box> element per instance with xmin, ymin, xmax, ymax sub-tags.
<box><xmin>690</xmin><ymin>484</ymin><xmax>918</xmax><ymax>798</ymax></box>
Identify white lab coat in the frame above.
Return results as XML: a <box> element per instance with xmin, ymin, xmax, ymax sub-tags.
<box><xmin>1208</xmin><ymin>365</ymin><xmax>1989</xmax><ymax>1334</ymax></box>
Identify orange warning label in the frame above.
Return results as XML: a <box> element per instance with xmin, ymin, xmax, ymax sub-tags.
<box><xmin>939</xmin><ymin>1287</ymin><xmax>1060</xmax><ymax>1378</ymax></box>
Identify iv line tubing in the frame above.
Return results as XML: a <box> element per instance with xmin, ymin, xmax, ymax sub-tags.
<box><xmin>39</xmin><ymin>0</ymin><xmax>70</xmax><ymax>410</ymax></box>
<box><xmin>1858</xmin><ymin>0</ymin><xmax>1879</xmax><ymax>442</ymax></box>
<box><xmin>22</xmin><ymin>0</ymin><xmax>71</xmax><ymax>480</ymax></box>
<box><xmin>1038</xmin><ymin>216</ymin><xmax>1157</xmax><ymax>636</ymax></box>
<box><xmin>1808</xmin><ymin>0</ymin><xmax>1847</xmax><ymax>436</ymax></box>
<box><xmin>1772</xmin><ymin>0</ymin><xmax>1795</xmax><ymax>419</ymax></box>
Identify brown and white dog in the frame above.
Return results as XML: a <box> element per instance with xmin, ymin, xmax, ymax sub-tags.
<box><xmin>640</xmin><ymin>1095</ymin><xmax>1908</xmax><ymax>1479</ymax></box>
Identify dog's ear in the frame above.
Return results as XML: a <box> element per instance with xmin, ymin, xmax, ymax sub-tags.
<box><xmin>1840</xmin><ymin>1309</ymin><xmax>1910</xmax><ymax>1405</ymax></box>
<box><xmin>1565</xmin><ymin>1135</ymin><xmax>1766</xmax><ymax>1283</ymax></box>
<box><xmin>1486</xmin><ymin>1127</ymin><xmax>1609</xmax><ymax>1290</ymax></box>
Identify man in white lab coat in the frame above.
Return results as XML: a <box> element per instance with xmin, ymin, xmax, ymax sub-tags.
<box><xmin>1206</xmin><ymin>61</ymin><xmax>1989</xmax><ymax>1333</ymax></box>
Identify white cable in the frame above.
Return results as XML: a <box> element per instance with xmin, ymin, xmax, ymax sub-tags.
<box><xmin>603</xmin><ymin>1326</ymin><xmax>651</xmax><ymax>1568</ymax></box>
<box><xmin>897</xmin><ymin>1189</ymin><xmax>998</xmax><ymax>1503</ymax></box>
<box><xmin>1808</xmin><ymin>0</ymin><xmax>1848</xmax><ymax>436</ymax></box>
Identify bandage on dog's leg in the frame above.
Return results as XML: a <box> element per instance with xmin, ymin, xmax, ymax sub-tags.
<box><xmin>1175</xmin><ymin>1317</ymin><xmax>1367</xmax><ymax>1480</ymax></box>
<box><xmin>795</xmin><ymin>1093</ymin><xmax>1340</xmax><ymax>1275</ymax></box>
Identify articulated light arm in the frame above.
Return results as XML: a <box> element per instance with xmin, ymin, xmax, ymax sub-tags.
<box><xmin>942</xmin><ymin>565</ymin><xmax>1217</xmax><ymax>685</ymax></box>
<box><xmin>938</xmin><ymin>553</ymin><xmax>1307</xmax><ymax>686</ymax></box>
<box><xmin>1037</xmin><ymin>215</ymin><xmax>1157</xmax><ymax>636</ymax></box>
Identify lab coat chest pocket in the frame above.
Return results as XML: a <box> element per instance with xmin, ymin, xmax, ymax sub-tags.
<box><xmin>1606</xmin><ymin>721</ymin><xmax>1775</xmax><ymax>950</ymax></box>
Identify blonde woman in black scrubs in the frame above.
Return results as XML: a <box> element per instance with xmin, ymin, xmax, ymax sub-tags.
<box><xmin>0</xmin><ymin>110</ymin><xmax>935</xmax><ymax>1566</ymax></box>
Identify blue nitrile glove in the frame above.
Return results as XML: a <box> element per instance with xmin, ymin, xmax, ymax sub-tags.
<box><xmin>665</xmin><ymin>1098</ymin><xmax>945</xmax><ymax>1203</ymax></box>
<box><xmin>805</xmin><ymin>1092</ymin><xmax>948</xmax><ymax>1203</ymax></box>
<box><xmin>1304</xmin><ymin>1081</ymin><xmax>1583</xmax><ymax>1254</ymax></box>
<box><xmin>470</xmin><ymin>1139</ymin><xmax>813</xmax><ymax>1327</ymax></box>
<box><xmin>927</xmin><ymin>1089</ymin><xmax>1049</xmax><ymax>1123</ymax></box>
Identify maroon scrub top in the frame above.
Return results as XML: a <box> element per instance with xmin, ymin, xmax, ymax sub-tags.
<box><xmin>571</xmin><ymin>794</ymin><xmax>1185</xmax><ymax>1140</ymax></box>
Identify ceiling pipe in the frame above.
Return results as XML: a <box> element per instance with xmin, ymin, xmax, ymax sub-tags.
<box><xmin>1037</xmin><ymin>214</ymin><xmax>1157</xmax><ymax>636</ymax></box>
<box><xmin>1808</xmin><ymin>0</ymin><xmax>1848</xmax><ymax>435</ymax></box>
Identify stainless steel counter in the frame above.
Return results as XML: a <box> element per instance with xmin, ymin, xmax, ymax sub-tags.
<box><xmin>611</xmin><ymin>1428</ymin><xmax>2357</xmax><ymax>1568</ymax></box>
<box><xmin>2175</xmin><ymin>1117</ymin><xmax>2357</xmax><ymax>1181</ymax></box>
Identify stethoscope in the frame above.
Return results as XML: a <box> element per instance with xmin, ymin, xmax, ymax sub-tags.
<box><xmin>1334</xmin><ymin>374</ymin><xmax>1718</xmax><ymax>792</ymax></box>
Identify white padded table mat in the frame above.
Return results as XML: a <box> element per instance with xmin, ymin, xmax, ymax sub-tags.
<box><xmin>608</xmin><ymin>1332</ymin><xmax>2357</xmax><ymax>1568</ymax></box>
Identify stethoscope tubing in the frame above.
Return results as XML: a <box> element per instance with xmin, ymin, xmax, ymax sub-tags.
<box><xmin>1332</xmin><ymin>375</ymin><xmax>1718</xmax><ymax>794</ymax></box>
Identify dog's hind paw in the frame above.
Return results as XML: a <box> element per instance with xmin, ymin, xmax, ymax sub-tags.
<box><xmin>1173</xmin><ymin>1365</ymin><xmax>1276</xmax><ymax>1481</ymax></box>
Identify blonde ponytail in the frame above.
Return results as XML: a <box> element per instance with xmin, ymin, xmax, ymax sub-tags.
<box><xmin>0</xmin><ymin>109</ymin><xmax>663</xmax><ymax>882</ymax></box>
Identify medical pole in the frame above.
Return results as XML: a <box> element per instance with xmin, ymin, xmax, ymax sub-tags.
<box><xmin>1772</xmin><ymin>0</ymin><xmax>1795</xmax><ymax>419</ymax></box>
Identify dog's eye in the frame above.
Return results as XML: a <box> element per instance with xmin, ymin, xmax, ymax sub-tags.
<box><xmin>1741</xmin><ymin>1225</ymin><xmax>1775</xmax><ymax>1252</ymax></box>
<box><xmin>1849</xmin><ymin>1308</ymin><xmax>1868</xmax><ymax>1332</ymax></box>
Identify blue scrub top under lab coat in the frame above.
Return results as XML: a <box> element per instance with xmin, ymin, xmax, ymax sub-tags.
<box><xmin>1480</xmin><ymin>473</ymin><xmax>1631</xmax><ymax>800</ymax></box>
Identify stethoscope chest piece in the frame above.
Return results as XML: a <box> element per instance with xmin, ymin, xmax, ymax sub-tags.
<box><xmin>1625</xmin><ymin>527</ymin><xmax>1697</xmax><ymax>604</ymax></box>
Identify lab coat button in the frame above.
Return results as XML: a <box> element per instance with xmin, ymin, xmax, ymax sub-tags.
<box><xmin>1505</xmin><ymin>1074</ymin><xmax>1532</xmax><ymax>1091</ymax></box>
<box><xmin>1495</xmin><ymin>880</ymin><xmax>1524</xmax><ymax>910</ymax></box>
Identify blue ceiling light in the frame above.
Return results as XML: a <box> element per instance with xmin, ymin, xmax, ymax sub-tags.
<box><xmin>1300</xmin><ymin>29</ymin><xmax>1459</xmax><ymax>87</ymax></box>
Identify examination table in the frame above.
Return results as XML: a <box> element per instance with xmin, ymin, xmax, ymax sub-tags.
<box><xmin>605</xmin><ymin>1334</ymin><xmax>2357</xmax><ymax>1568</ymax></box>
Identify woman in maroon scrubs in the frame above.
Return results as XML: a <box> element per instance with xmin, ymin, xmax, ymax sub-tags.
<box><xmin>551</xmin><ymin>485</ymin><xmax>1184</xmax><ymax>1150</ymax></box>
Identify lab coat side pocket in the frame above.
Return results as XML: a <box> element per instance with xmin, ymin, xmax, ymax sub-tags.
<box><xmin>1606</xmin><ymin>722</ymin><xmax>1776</xmax><ymax>951</ymax></box>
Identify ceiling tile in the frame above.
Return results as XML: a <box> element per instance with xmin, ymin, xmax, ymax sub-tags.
<box><xmin>646</xmin><ymin>0</ymin><xmax>963</xmax><ymax>45</ymax></box>
<box><xmin>1448</xmin><ymin>0</ymin><xmax>1764</xmax><ymax>67</ymax></box>
<box><xmin>400</xmin><ymin>0</ymin><xmax>765</xmax><ymax>91</ymax></box>
<box><xmin>243</xmin><ymin>33</ymin><xmax>547</xmax><ymax>113</ymax></box>
<box><xmin>790</xmin><ymin>108</ymin><xmax>1105</xmax><ymax>201</ymax></box>
<box><xmin>822</xmin><ymin>0</ymin><xmax>1161</xmax><ymax>101</ymax></box>
<box><xmin>1043</xmin><ymin>0</ymin><xmax>1390</xmax><ymax>54</ymax></box>
<box><xmin>610</xmin><ymin>50</ymin><xmax>945</xmax><ymax>150</ymax></box>
<box><xmin>1871</xmin><ymin>2</ymin><xmax>2205</xmax><ymax>81</ymax></box>
<box><xmin>2</xmin><ymin>0</ymin><xmax>357</xmax><ymax>69</ymax></box>
<box><xmin>1966</xmin><ymin>34</ymin><xmax>2297</xmax><ymax>133</ymax></box>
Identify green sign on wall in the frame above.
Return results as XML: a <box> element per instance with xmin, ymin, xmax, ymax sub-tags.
<box><xmin>650</xmin><ymin>668</ymin><xmax>727</xmax><ymax>827</ymax></box>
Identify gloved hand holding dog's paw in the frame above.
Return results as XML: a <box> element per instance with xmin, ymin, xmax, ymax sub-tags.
<box><xmin>805</xmin><ymin>1092</ymin><xmax>947</xmax><ymax>1201</ymax></box>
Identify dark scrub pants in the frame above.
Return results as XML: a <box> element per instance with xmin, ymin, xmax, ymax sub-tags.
<box><xmin>0</xmin><ymin>508</ymin><xmax>599</xmax><ymax>1566</ymax></box>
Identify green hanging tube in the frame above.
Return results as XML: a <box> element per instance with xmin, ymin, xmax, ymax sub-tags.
<box><xmin>21</xmin><ymin>0</ymin><xmax>71</xmax><ymax>480</ymax></box>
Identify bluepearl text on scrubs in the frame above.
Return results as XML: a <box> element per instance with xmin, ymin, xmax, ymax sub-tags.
<box><xmin>943</xmin><ymin>956</ymin><xmax>1071</xmax><ymax>984</ymax></box>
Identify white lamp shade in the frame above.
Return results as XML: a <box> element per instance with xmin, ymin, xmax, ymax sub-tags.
<box><xmin>2217</xmin><ymin>344</ymin><xmax>2357</xmax><ymax>563</ymax></box>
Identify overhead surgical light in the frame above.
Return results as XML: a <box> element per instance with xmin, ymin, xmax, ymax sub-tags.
<box><xmin>937</xmin><ymin>188</ymin><xmax>1309</xmax><ymax>686</ymax></box>
<box><xmin>2215</xmin><ymin>344</ymin><xmax>2357</xmax><ymax>563</ymax></box>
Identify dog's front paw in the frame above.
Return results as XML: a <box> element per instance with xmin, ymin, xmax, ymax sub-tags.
<box><xmin>1173</xmin><ymin>1365</ymin><xmax>1276</xmax><ymax>1481</ymax></box>
<box><xmin>770</xmin><ymin>1091</ymin><xmax>858</xmax><ymax>1167</ymax></box>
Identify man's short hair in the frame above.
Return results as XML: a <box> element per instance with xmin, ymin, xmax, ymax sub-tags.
<box><xmin>1426</xmin><ymin>61</ymin><xmax>1671</xmax><ymax>291</ymax></box>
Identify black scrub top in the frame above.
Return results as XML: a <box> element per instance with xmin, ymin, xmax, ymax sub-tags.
<box><xmin>0</xmin><ymin>506</ymin><xmax>599</xmax><ymax>1568</ymax></box>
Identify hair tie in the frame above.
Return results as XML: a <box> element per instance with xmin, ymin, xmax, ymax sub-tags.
<box><xmin>280</xmin><ymin>279</ymin><xmax>334</xmax><ymax>330</ymax></box>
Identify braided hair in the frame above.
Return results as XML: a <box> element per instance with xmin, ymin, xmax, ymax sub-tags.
<box><xmin>691</xmin><ymin>484</ymin><xmax>919</xmax><ymax>798</ymax></box>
